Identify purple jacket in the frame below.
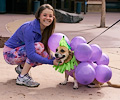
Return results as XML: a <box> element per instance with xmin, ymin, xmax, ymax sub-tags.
<box><xmin>5</xmin><ymin>19</ymin><xmax>53</xmax><ymax>65</ymax></box>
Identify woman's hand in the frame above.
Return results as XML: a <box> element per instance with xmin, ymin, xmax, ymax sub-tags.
<box><xmin>53</xmin><ymin>59</ymin><xmax>63</xmax><ymax>66</ymax></box>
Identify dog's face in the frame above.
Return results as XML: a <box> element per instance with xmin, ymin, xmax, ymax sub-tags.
<box><xmin>55</xmin><ymin>46</ymin><xmax>73</xmax><ymax>63</ymax></box>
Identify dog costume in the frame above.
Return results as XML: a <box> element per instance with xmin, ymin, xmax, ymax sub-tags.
<box><xmin>53</xmin><ymin>36</ymin><xmax>78</xmax><ymax>73</ymax></box>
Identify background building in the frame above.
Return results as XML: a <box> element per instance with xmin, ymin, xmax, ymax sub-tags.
<box><xmin>0</xmin><ymin>0</ymin><xmax>120</xmax><ymax>14</ymax></box>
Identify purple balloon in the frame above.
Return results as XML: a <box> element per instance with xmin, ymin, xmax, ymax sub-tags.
<box><xmin>95</xmin><ymin>65</ymin><xmax>112</xmax><ymax>83</ymax></box>
<box><xmin>70</xmin><ymin>36</ymin><xmax>87</xmax><ymax>51</ymax></box>
<box><xmin>90</xmin><ymin>44</ymin><xmax>102</xmax><ymax>62</ymax></box>
<box><xmin>48</xmin><ymin>33</ymin><xmax>70</xmax><ymax>52</ymax></box>
<box><xmin>75</xmin><ymin>62</ymin><xmax>96</xmax><ymax>85</ymax></box>
<box><xmin>96</xmin><ymin>53</ymin><xmax>109</xmax><ymax>65</ymax></box>
<box><xmin>74</xmin><ymin>43</ymin><xmax>92</xmax><ymax>61</ymax></box>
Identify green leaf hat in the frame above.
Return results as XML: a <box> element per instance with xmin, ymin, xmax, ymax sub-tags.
<box><xmin>59</xmin><ymin>36</ymin><xmax>71</xmax><ymax>50</ymax></box>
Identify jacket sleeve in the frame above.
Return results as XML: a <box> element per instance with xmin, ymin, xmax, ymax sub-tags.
<box><xmin>23</xmin><ymin>26</ymin><xmax>53</xmax><ymax>65</ymax></box>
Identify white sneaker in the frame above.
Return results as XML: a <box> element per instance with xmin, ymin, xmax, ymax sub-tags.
<box><xmin>16</xmin><ymin>74</ymin><xmax>40</xmax><ymax>87</ymax></box>
<box><xmin>15</xmin><ymin>65</ymin><xmax>22</xmax><ymax>74</ymax></box>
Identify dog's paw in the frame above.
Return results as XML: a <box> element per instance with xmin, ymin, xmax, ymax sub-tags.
<box><xmin>59</xmin><ymin>82</ymin><xmax>67</xmax><ymax>85</ymax></box>
<box><xmin>73</xmin><ymin>85</ymin><xmax>78</xmax><ymax>89</ymax></box>
<box><xmin>73</xmin><ymin>80</ymin><xmax>78</xmax><ymax>89</ymax></box>
<box><xmin>87</xmin><ymin>85</ymin><xmax>93</xmax><ymax>88</ymax></box>
<box><xmin>59</xmin><ymin>80</ymin><xmax>68</xmax><ymax>85</ymax></box>
<box><xmin>87</xmin><ymin>84</ymin><xmax>101</xmax><ymax>88</ymax></box>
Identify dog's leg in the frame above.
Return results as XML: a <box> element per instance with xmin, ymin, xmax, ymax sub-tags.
<box><xmin>87</xmin><ymin>79</ymin><xmax>102</xmax><ymax>88</ymax></box>
<box><xmin>87</xmin><ymin>84</ymin><xmax>101</xmax><ymax>88</ymax></box>
<box><xmin>59</xmin><ymin>72</ymin><xmax>69</xmax><ymax>85</ymax></box>
<box><xmin>73</xmin><ymin>72</ymin><xmax>78</xmax><ymax>89</ymax></box>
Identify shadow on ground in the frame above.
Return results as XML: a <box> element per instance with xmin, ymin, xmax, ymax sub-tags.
<box><xmin>0</xmin><ymin>79</ymin><xmax>104</xmax><ymax>100</ymax></box>
<box><xmin>0</xmin><ymin>36</ymin><xmax>9</xmax><ymax>48</ymax></box>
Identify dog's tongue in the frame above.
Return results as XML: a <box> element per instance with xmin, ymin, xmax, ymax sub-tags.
<box><xmin>56</xmin><ymin>58</ymin><xmax>62</xmax><ymax>63</ymax></box>
<box><xmin>56</xmin><ymin>55</ymin><xmax>65</xmax><ymax>60</ymax></box>
<box><xmin>56</xmin><ymin>58</ymin><xmax>60</xmax><ymax>60</ymax></box>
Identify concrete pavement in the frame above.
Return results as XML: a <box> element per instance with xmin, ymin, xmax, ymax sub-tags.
<box><xmin>0</xmin><ymin>12</ymin><xmax>120</xmax><ymax>100</ymax></box>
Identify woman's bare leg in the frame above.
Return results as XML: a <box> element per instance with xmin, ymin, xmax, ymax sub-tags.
<box><xmin>20</xmin><ymin>62</ymin><xmax>32</xmax><ymax>75</ymax></box>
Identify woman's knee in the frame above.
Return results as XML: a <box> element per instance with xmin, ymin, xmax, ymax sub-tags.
<box><xmin>34</xmin><ymin>42</ymin><xmax>45</xmax><ymax>54</ymax></box>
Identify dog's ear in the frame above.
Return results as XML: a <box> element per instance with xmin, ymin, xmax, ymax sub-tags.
<box><xmin>64</xmin><ymin>50</ymin><xmax>74</xmax><ymax>63</ymax></box>
<box><xmin>69</xmin><ymin>50</ymin><xmax>74</xmax><ymax>56</ymax></box>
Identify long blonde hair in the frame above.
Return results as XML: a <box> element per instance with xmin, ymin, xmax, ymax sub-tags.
<box><xmin>35</xmin><ymin>4</ymin><xmax>56</xmax><ymax>55</ymax></box>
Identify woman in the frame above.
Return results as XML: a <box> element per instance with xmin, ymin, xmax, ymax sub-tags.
<box><xmin>3</xmin><ymin>4</ymin><xmax>63</xmax><ymax>87</ymax></box>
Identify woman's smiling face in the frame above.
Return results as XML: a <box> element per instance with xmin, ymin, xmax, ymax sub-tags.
<box><xmin>39</xmin><ymin>8</ymin><xmax>54</xmax><ymax>30</ymax></box>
